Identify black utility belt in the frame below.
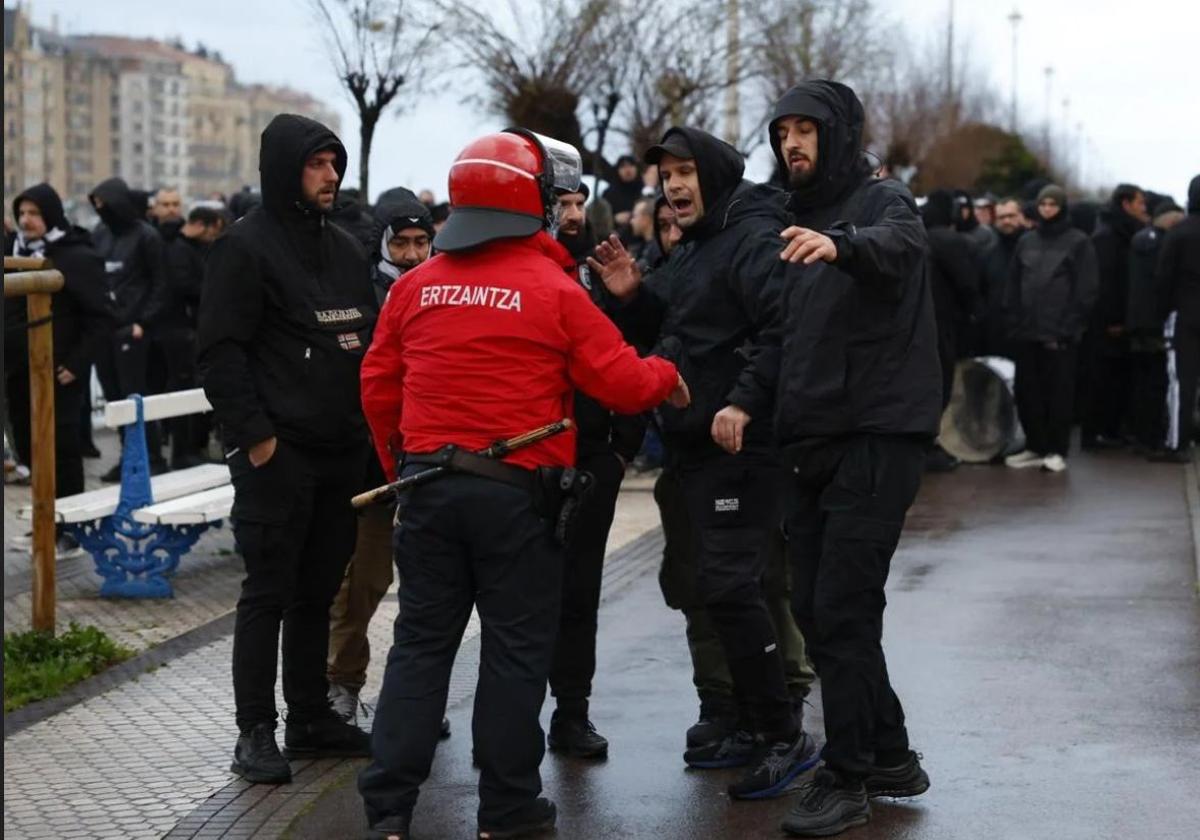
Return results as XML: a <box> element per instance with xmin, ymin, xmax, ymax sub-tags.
<box><xmin>405</xmin><ymin>445</ymin><xmax>534</xmax><ymax>491</ymax></box>
<box><xmin>403</xmin><ymin>445</ymin><xmax>594</xmax><ymax>546</ymax></box>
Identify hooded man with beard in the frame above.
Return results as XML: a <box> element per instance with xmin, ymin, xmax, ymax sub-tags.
<box><xmin>5</xmin><ymin>183</ymin><xmax>114</xmax><ymax>539</ymax></box>
<box><xmin>198</xmin><ymin>113</ymin><xmax>377</xmax><ymax>784</ymax></box>
<box><xmin>726</xmin><ymin>80</ymin><xmax>940</xmax><ymax>837</ymax></box>
<box><xmin>1002</xmin><ymin>184</ymin><xmax>1099</xmax><ymax>473</ymax></box>
<box><xmin>590</xmin><ymin>126</ymin><xmax>820</xmax><ymax>800</ymax></box>
<box><xmin>89</xmin><ymin>176</ymin><xmax>171</xmax><ymax>479</ymax></box>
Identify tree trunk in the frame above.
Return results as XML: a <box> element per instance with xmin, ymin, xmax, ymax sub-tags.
<box><xmin>359</xmin><ymin>110</ymin><xmax>379</xmax><ymax>199</ymax></box>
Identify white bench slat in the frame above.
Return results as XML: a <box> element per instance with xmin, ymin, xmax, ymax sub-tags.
<box><xmin>17</xmin><ymin>463</ymin><xmax>231</xmax><ymax>523</ymax></box>
<box><xmin>131</xmin><ymin>485</ymin><xmax>235</xmax><ymax>525</ymax></box>
<box><xmin>104</xmin><ymin>388</ymin><xmax>213</xmax><ymax>428</ymax></box>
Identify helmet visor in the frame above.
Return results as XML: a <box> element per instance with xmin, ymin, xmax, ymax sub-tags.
<box><xmin>527</xmin><ymin>131</ymin><xmax>582</xmax><ymax>195</ymax></box>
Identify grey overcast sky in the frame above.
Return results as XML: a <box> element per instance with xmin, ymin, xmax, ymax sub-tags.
<box><xmin>17</xmin><ymin>0</ymin><xmax>1200</xmax><ymax>203</ymax></box>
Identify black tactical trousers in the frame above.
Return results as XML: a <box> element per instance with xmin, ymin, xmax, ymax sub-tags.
<box><xmin>1013</xmin><ymin>341</ymin><xmax>1079</xmax><ymax>457</ymax></box>
<box><xmin>678</xmin><ymin>449</ymin><xmax>794</xmax><ymax>740</ymax></box>
<box><xmin>549</xmin><ymin>451</ymin><xmax>626</xmax><ymax>718</ymax></box>
<box><xmin>359</xmin><ymin>469</ymin><xmax>563</xmax><ymax>829</ymax></box>
<box><xmin>6</xmin><ymin>372</ymin><xmax>85</xmax><ymax>498</ymax></box>
<box><xmin>783</xmin><ymin>433</ymin><xmax>925</xmax><ymax>780</ymax></box>
<box><xmin>230</xmin><ymin>440</ymin><xmax>366</xmax><ymax>731</ymax></box>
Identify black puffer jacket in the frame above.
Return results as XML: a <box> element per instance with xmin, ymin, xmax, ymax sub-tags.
<box><xmin>89</xmin><ymin>177</ymin><xmax>169</xmax><ymax>333</ymax></box>
<box><xmin>635</xmin><ymin>127</ymin><xmax>790</xmax><ymax>456</ymax></box>
<box><xmin>197</xmin><ymin>114</ymin><xmax>376</xmax><ymax>451</ymax></box>
<box><xmin>6</xmin><ymin>183</ymin><xmax>114</xmax><ymax>375</ymax></box>
<box><xmin>1158</xmin><ymin>175</ymin><xmax>1200</xmax><ymax>329</ymax></box>
<box><xmin>759</xmin><ymin>81</ymin><xmax>942</xmax><ymax>441</ymax></box>
<box><xmin>1004</xmin><ymin>208</ymin><xmax>1099</xmax><ymax>342</ymax></box>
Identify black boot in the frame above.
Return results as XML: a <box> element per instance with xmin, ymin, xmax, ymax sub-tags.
<box><xmin>547</xmin><ymin>709</ymin><xmax>608</xmax><ymax>759</ymax></box>
<box><xmin>230</xmin><ymin>723</ymin><xmax>292</xmax><ymax>784</ymax></box>
<box><xmin>478</xmin><ymin>797</ymin><xmax>556</xmax><ymax>840</ymax></box>
<box><xmin>283</xmin><ymin>713</ymin><xmax>371</xmax><ymax>759</ymax></box>
<box><xmin>685</xmin><ymin>697</ymin><xmax>737</xmax><ymax>748</ymax></box>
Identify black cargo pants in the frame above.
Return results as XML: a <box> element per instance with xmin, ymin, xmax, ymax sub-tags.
<box><xmin>783</xmin><ymin>433</ymin><xmax>925</xmax><ymax>780</ymax></box>
<box><xmin>359</xmin><ymin>468</ymin><xmax>563</xmax><ymax>829</ymax></box>
<box><xmin>678</xmin><ymin>448</ymin><xmax>794</xmax><ymax>740</ymax></box>
<box><xmin>230</xmin><ymin>440</ymin><xmax>366</xmax><ymax>731</ymax></box>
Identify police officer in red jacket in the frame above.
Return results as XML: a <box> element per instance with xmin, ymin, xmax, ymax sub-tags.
<box><xmin>356</xmin><ymin>129</ymin><xmax>689</xmax><ymax>840</ymax></box>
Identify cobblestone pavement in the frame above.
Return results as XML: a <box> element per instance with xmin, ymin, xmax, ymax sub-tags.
<box><xmin>1</xmin><ymin>466</ymin><xmax>664</xmax><ymax>840</ymax></box>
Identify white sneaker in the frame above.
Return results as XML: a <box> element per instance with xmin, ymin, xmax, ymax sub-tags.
<box><xmin>1004</xmin><ymin>450</ymin><xmax>1044</xmax><ymax>468</ymax></box>
<box><xmin>1041</xmin><ymin>454</ymin><xmax>1068</xmax><ymax>473</ymax></box>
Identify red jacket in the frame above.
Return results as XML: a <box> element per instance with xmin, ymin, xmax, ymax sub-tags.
<box><xmin>361</xmin><ymin>231</ymin><xmax>678</xmax><ymax>478</ymax></box>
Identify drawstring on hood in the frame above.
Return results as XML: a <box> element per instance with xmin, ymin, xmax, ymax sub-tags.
<box><xmin>768</xmin><ymin>80</ymin><xmax>875</xmax><ymax>213</ymax></box>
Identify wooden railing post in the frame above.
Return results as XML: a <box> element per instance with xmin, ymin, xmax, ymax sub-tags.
<box><xmin>5</xmin><ymin>257</ymin><xmax>64</xmax><ymax>634</ymax></box>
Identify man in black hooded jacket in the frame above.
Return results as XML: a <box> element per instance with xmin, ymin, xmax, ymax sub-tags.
<box><xmin>725</xmin><ymin>81</ymin><xmax>939</xmax><ymax>837</ymax></box>
<box><xmin>6</xmin><ymin>183</ymin><xmax>114</xmax><ymax>511</ymax></box>
<box><xmin>198</xmin><ymin>113</ymin><xmax>376</xmax><ymax>784</ymax></box>
<box><xmin>590</xmin><ymin>126</ymin><xmax>819</xmax><ymax>800</ymax></box>
<box><xmin>89</xmin><ymin>176</ymin><xmax>170</xmax><ymax>478</ymax></box>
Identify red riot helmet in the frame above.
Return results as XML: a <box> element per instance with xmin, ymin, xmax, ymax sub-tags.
<box><xmin>434</xmin><ymin>128</ymin><xmax>583</xmax><ymax>253</ymax></box>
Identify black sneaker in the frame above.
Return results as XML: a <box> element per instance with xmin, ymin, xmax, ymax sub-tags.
<box><xmin>100</xmin><ymin>462</ymin><xmax>122</xmax><ymax>483</ymax></box>
<box><xmin>686</xmin><ymin>700</ymin><xmax>737</xmax><ymax>748</ymax></box>
<box><xmin>683</xmin><ymin>728</ymin><xmax>757</xmax><ymax>769</ymax></box>
<box><xmin>728</xmin><ymin>730</ymin><xmax>820</xmax><ymax>800</ymax></box>
<box><xmin>863</xmin><ymin>750</ymin><xmax>930</xmax><ymax>798</ymax></box>
<box><xmin>547</xmin><ymin>710</ymin><xmax>608</xmax><ymax>759</ymax></box>
<box><xmin>230</xmin><ymin>723</ymin><xmax>292</xmax><ymax>784</ymax></box>
<box><xmin>478</xmin><ymin>797</ymin><xmax>556</xmax><ymax>839</ymax></box>
<box><xmin>440</xmin><ymin>716</ymin><xmax>452</xmax><ymax>740</ymax></box>
<box><xmin>82</xmin><ymin>442</ymin><xmax>102</xmax><ymax>459</ymax></box>
<box><xmin>365</xmin><ymin>814</ymin><xmax>411</xmax><ymax>840</ymax></box>
<box><xmin>781</xmin><ymin>769</ymin><xmax>870</xmax><ymax>837</ymax></box>
<box><xmin>283</xmin><ymin>713</ymin><xmax>371</xmax><ymax>758</ymax></box>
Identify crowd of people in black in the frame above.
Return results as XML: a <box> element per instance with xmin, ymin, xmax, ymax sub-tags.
<box><xmin>4</xmin><ymin>81</ymin><xmax>1199</xmax><ymax>839</ymax></box>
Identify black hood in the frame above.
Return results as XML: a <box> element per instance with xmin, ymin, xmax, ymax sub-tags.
<box><xmin>653</xmin><ymin>193</ymin><xmax>672</xmax><ymax>254</ymax></box>
<box><xmin>89</xmin><ymin>177</ymin><xmax>141</xmax><ymax>231</ymax></box>
<box><xmin>258</xmin><ymin>113</ymin><xmax>347</xmax><ymax>218</ymax></box>
<box><xmin>1189</xmin><ymin>174</ymin><xmax>1200</xmax><ymax>214</ymax></box>
<box><xmin>13</xmin><ymin>182</ymin><xmax>68</xmax><ymax>232</ymax></box>
<box><xmin>373</xmin><ymin>189</ymin><xmax>435</xmax><ymax>261</ymax></box>
<box><xmin>922</xmin><ymin>190</ymin><xmax>956</xmax><ymax>229</ymax></box>
<box><xmin>768</xmin><ymin>80</ymin><xmax>874</xmax><ymax>212</ymax></box>
<box><xmin>953</xmin><ymin>189</ymin><xmax>978</xmax><ymax>232</ymax></box>
<box><xmin>654</xmin><ymin>126</ymin><xmax>745</xmax><ymax>241</ymax></box>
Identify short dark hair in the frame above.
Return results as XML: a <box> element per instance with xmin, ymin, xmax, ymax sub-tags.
<box><xmin>188</xmin><ymin>206</ymin><xmax>224</xmax><ymax>227</ymax></box>
<box><xmin>1111</xmin><ymin>183</ymin><xmax>1143</xmax><ymax>207</ymax></box>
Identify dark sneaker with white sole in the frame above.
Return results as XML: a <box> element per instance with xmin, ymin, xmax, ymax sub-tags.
<box><xmin>781</xmin><ymin>769</ymin><xmax>870</xmax><ymax>837</ymax></box>
<box><xmin>478</xmin><ymin>796</ymin><xmax>556</xmax><ymax>839</ymax></box>
<box><xmin>283</xmin><ymin>713</ymin><xmax>371</xmax><ymax>758</ymax></box>
<box><xmin>683</xmin><ymin>728</ymin><xmax>757</xmax><ymax>769</ymax></box>
<box><xmin>230</xmin><ymin>723</ymin><xmax>292</xmax><ymax>784</ymax></box>
<box><xmin>863</xmin><ymin>750</ymin><xmax>930</xmax><ymax>798</ymax></box>
<box><xmin>728</xmin><ymin>730</ymin><xmax>820</xmax><ymax>800</ymax></box>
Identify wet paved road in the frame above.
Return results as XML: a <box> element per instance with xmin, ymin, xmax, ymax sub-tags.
<box><xmin>292</xmin><ymin>453</ymin><xmax>1200</xmax><ymax>839</ymax></box>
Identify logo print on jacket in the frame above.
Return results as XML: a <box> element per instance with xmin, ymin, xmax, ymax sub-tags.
<box><xmin>337</xmin><ymin>332</ymin><xmax>362</xmax><ymax>351</ymax></box>
<box><xmin>419</xmin><ymin>284</ymin><xmax>523</xmax><ymax>312</ymax></box>
<box><xmin>315</xmin><ymin>307</ymin><xmax>364</xmax><ymax>324</ymax></box>
<box><xmin>714</xmin><ymin>497</ymin><xmax>740</xmax><ymax>513</ymax></box>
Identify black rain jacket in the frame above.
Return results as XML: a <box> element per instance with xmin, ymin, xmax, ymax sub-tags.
<box><xmin>89</xmin><ymin>177</ymin><xmax>169</xmax><ymax>334</ymax></box>
<box><xmin>1004</xmin><ymin>208</ymin><xmax>1099</xmax><ymax>343</ymax></box>
<box><xmin>1158</xmin><ymin>175</ymin><xmax>1200</xmax><ymax>329</ymax></box>
<box><xmin>758</xmin><ymin>81</ymin><xmax>942</xmax><ymax>442</ymax></box>
<box><xmin>197</xmin><ymin>114</ymin><xmax>375</xmax><ymax>451</ymax></box>
<box><xmin>1127</xmin><ymin>224</ymin><xmax>1170</xmax><ymax>335</ymax></box>
<box><xmin>1091</xmin><ymin>204</ymin><xmax>1144</xmax><ymax>330</ymax></box>
<box><xmin>162</xmin><ymin>233</ymin><xmax>207</xmax><ymax>330</ymax></box>
<box><xmin>6</xmin><ymin>183</ymin><xmax>115</xmax><ymax>376</ymax></box>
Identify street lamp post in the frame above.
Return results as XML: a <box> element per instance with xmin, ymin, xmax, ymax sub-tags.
<box><xmin>1007</xmin><ymin>7</ymin><xmax>1022</xmax><ymax>133</ymax></box>
<box><xmin>1043</xmin><ymin>65</ymin><xmax>1055</xmax><ymax>166</ymax></box>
